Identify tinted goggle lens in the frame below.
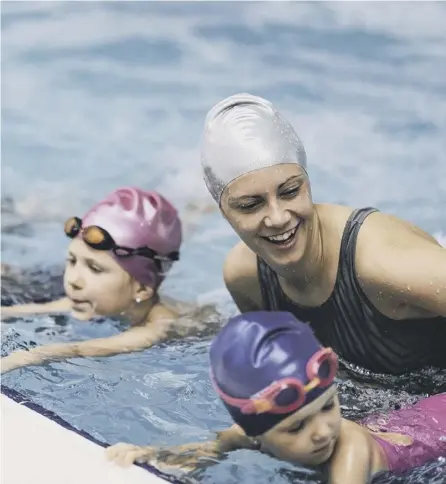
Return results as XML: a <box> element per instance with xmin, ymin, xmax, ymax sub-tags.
<box><xmin>64</xmin><ymin>217</ymin><xmax>82</xmax><ymax>238</ymax></box>
<box><xmin>64</xmin><ymin>217</ymin><xmax>113</xmax><ymax>250</ymax></box>
<box><xmin>247</xmin><ymin>350</ymin><xmax>337</xmax><ymax>414</ymax></box>
<box><xmin>82</xmin><ymin>225</ymin><xmax>114</xmax><ymax>250</ymax></box>
<box><xmin>274</xmin><ymin>386</ymin><xmax>301</xmax><ymax>407</ymax></box>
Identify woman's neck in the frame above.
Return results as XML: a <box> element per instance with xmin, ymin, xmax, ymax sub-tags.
<box><xmin>275</xmin><ymin>208</ymin><xmax>342</xmax><ymax>308</ymax></box>
<box><xmin>279</xmin><ymin>210</ymin><xmax>327</xmax><ymax>291</ymax></box>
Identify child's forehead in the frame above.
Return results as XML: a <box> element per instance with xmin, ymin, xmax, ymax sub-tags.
<box><xmin>274</xmin><ymin>387</ymin><xmax>338</xmax><ymax>429</ymax></box>
<box><xmin>67</xmin><ymin>238</ymin><xmax>113</xmax><ymax>264</ymax></box>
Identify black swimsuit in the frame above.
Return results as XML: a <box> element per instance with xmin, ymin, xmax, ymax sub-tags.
<box><xmin>257</xmin><ymin>207</ymin><xmax>446</xmax><ymax>374</ymax></box>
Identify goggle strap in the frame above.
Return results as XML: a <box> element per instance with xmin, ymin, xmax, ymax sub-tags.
<box><xmin>251</xmin><ymin>399</ymin><xmax>274</xmax><ymax>414</ymax></box>
<box><xmin>303</xmin><ymin>377</ymin><xmax>321</xmax><ymax>393</ymax></box>
<box><xmin>64</xmin><ymin>217</ymin><xmax>178</xmax><ymax>264</ymax></box>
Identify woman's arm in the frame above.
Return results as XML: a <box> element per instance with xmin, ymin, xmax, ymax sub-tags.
<box><xmin>377</xmin><ymin>244</ymin><xmax>446</xmax><ymax>316</ymax></box>
<box><xmin>0</xmin><ymin>322</ymin><xmax>171</xmax><ymax>374</ymax></box>
<box><xmin>106</xmin><ymin>424</ymin><xmax>255</xmax><ymax>470</ymax></box>
<box><xmin>1</xmin><ymin>297</ymin><xmax>72</xmax><ymax>318</ymax></box>
<box><xmin>358</xmin><ymin>226</ymin><xmax>446</xmax><ymax>317</ymax></box>
<box><xmin>223</xmin><ymin>241</ymin><xmax>263</xmax><ymax>312</ymax></box>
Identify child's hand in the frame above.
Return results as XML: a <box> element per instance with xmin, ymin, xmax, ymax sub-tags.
<box><xmin>1</xmin><ymin>306</ymin><xmax>25</xmax><ymax>318</ymax></box>
<box><xmin>106</xmin><ymin>443</ymin><xmax>157</xmax><ymax>468</ymax></box>
<box><xmin>106</xmin><ymin>442</ymin><xmax>202</xmax><ymax>472</ymax></box>
<box><xmin>1</xmin><ymin>350</ymin><xmax>42</xmax><ymax>374</ymax></box>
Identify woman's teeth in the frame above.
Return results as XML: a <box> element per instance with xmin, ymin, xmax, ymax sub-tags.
<box><xmin>265</xmin><ymin>226</ymin><xmax>298</xmax><ymax>244</ymax></box>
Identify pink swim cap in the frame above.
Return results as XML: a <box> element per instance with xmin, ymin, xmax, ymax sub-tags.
<box><xmin>80</xmin><ymin>187</ymin><xmax>182</xmax><ymax>288</ymax></box>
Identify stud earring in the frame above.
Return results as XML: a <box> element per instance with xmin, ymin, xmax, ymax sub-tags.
<box><xmin>135</xmin><ymin>297</ymin><xmax>141</xmax><ymax>304</ymax></box>
<box><xmin>251</xmin><ymin>438</ymin><xmax>261</xmax><ymax>450</ymax></box>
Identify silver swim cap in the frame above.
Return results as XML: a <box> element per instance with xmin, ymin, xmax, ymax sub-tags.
<box><xmin>201</xmin><ymin>93</ymin><xmax>307</xmax><ymax>204</ymax></box>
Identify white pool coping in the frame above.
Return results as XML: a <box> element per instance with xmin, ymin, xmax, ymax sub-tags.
<box><xmin>1</xmin><ymin>391</ymin><xmax>173</xmax><ymax>484</ymax></box>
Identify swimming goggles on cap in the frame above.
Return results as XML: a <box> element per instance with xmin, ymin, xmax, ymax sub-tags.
<box><xmin>64</xmin><ymin>216</ymin><xmax>179</xmax><ymax>270</ymax></box>
<box><xmin>212</xmin><ymin>347</ymin><xmax>338</xmax><ymax>415</ymax></box>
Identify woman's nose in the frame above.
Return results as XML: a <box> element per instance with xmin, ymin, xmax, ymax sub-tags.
<box><xmin>264</xmin><ymin>201</ymin><xmax>291</xmax><ymax>229</ymax></box>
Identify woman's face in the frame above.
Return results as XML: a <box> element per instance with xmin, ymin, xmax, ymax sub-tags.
<box><xmin>259</xmin><ymin>387</ymin><xmax>342</xmax><ymax>467</ymax></box>
<box><xmin>220</xmin><ymin>164</ymin><xmax>314</xmax><ymax>270</ymax></box>
<box><xmin>63</xmin><ymin>238</ymin><xmax>143</xmax><ymax>320</ymax></box>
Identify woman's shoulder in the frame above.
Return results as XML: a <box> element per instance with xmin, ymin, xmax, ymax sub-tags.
<box><xmin>354</xmin><ymin>210</ymin><xmax>443</xmax><ymax>281</ymax></box>
<box><xmin>351</xmin><ymin>208</ymin><xmax>445</xmax><ymax>318</ymax></box>
<box><xmin>317</xmin><ymin>203</ymin><xmax>441</xmax><ymax>255</ymax></box>
<box><xmin>223</xmin><ymin>241</ymin><xmax>263</xmax><ymax>311</ymax></box>
<box><xmin>315</xmin><ymin>203</ymin><xmax>354</xmax><ymax>219</ymax></box>
<box><xmin>359</xmin><ymin>211</ymin><xmax>440</xmax><ymax>248</ymax></box>
<box><xmin>316</xmin><ymin>203</ymin><xmax>356</xmax><ymax>239</ymax></box>
<box><xmin>223</xmin><ymin>241</ymin><xmax>259</xmax><ymax>284</ymax></box>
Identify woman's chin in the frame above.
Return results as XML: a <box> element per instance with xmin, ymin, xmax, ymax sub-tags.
<box><xmin>257</xmin><ymin>230</ymin><xmax>308</xmax><ymax>269</ymax></box>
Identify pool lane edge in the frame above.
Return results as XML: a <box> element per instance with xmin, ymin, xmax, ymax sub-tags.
<box><xmin>1</xmin><ymin>385</ymin><xmax>184</xmax><ymax>484</ymax></box>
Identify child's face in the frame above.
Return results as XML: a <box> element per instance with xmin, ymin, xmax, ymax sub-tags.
<box><xmin>63</xmin><ymin>238</ymin><xmax>148</xmax><ymax>320</ymax></box>
<box><xmin>258</xmin><ymin>386</ymin><xmax>341</xmax><ymax>467</ymax></box>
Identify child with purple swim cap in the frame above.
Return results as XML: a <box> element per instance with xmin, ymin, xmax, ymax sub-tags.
<box><xmin>107</xmin><ymin>311</ymin><xmax>446</xmax><ymax>482</ymax></box>
<box><xmin>1</xmin><ymin>187</ymin><xmax>186</xmax><ymax>373</ymax></box>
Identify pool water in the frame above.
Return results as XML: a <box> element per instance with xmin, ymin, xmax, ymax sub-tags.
<box><xmin>2</xmin><ymin>267</ymin><xmax>446</xmax><ymax>484</ymax></box>
<box><xmin>2</xmin><ymin>2</ymin><xmax>446</xmax><ymax>483</ymax></box>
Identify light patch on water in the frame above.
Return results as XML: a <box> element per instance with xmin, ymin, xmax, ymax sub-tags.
<box><xmin>2</xmin><ymin>3</ymin><xmax>445</xmax><ymax>267</ymax></box>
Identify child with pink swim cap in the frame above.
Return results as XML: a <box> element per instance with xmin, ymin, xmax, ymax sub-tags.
<box><xmin>1</xmin><ymin>187</ymin><xmax>187</xmax><ymax>373</ymax></box>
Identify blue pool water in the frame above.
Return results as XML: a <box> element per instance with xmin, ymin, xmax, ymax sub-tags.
<box><xmin>2</xmin><ymin>2</ymin><xmax>446</xmax><ymax>483</ymax></box>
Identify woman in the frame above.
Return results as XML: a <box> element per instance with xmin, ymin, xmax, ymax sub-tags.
<box><xmin>1</xmin><ymin>186</ymin><xmax>207</xmax><ymax>374</ymax></box>
<box><xmin>200</xmin><ymin>93</ymin><xmax>446</xmax><ymax>375</ymax></box>
<box><xmin>106</xmin><ymin>312</ymin><xmax>446</xmax><ymax>483</ymax></box>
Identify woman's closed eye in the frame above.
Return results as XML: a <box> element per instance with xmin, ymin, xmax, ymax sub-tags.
<box><xmin>235</xmin><ymin>198</ymin><xmax>263</xmax><ymax>212</ymax></box>
<box><xmin>280</xmin><ymin>185</ymin><xmax>301</xmax><ymax>199</ymax></box>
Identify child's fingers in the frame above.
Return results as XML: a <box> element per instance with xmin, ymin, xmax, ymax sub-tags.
<box><xmin>106</xmin><ymin>443</ymin><xmax>145</xmax><ymax>466</ymax></box>
<box><xmin>135</xmin><ymin>455</ymin><xmax>152</xmax><ymax>464</ymax></box>
<box><xmin>105</xmin><ymin>443</ymin><xmax>130</xmax><ymax>460</ymax></box>
<box><xmin>105</xmin><ymin>443</ymin><xmax>139</xmax><ymax>465</ymax></box>
<box><xmin>115</xmin><ymin>448</ymin><xmax>143</xmax><ymax>467</ymax></box>
<box><xmin>157</xmin><ymin>461</ymin><xmax>194</xmax><ymax>473</ymax></box>
<box><xmin>121</xmin><ymin>449</ymin><xmax>143</xmax><ymax>467</ymax></box>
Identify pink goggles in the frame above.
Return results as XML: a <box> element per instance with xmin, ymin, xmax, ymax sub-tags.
<box><xmin>211</xmin><ymin>347</ymin><xmax>338</xmax><ymax>415</ymax></box>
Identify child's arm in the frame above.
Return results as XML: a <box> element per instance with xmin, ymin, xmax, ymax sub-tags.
<box><xmin>329</xmin><ymin>420</ymin><xmax>374</xmax><ymax>484</ymax></box>
<box><xmin>0</xmin><ymin>321</ymin><xmax>171</xmax><ymax>374</ymax></box>
<box><xmin>1</xmin><ymin>297</ymin><xmax>72</xmax><ymax>318</ymax></box>
<box><xmin>106</xmin><ymin>424</ymin><xmax>256</xmax><ymax>470</ymax></box>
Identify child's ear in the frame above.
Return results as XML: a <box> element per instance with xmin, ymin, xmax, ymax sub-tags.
<box><xmin>133</xmin><ymin>284</ymin><xmax>154</xmax><ymax>303</ymax></box>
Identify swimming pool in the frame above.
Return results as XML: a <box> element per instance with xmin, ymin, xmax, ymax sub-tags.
<box><xmin>2</xmin><ymin>2</ymin><xmax>446</xmax><ymax>483</ymax></box>
<box><xmin>2</xmin><ymin>266</ymin><xmax>446</xmax><ymax>484</ymax></box>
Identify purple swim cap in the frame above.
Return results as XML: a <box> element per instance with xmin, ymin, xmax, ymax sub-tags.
<box><xmin>81</xmin><ymin>187</ymin><xmax>182</xmax><ymax>288</ymax></box>
<box><xmin>210</xmin><ymin>311</ymin><xmax>337</xmax><ymax>437</ymax></box>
